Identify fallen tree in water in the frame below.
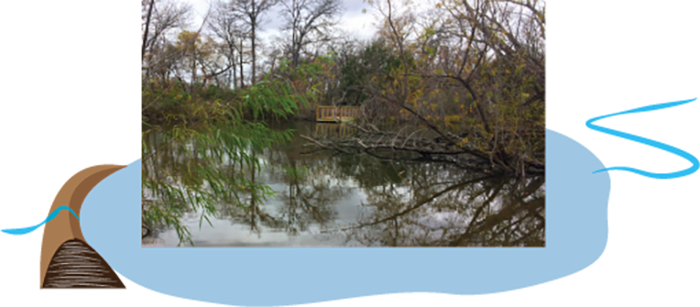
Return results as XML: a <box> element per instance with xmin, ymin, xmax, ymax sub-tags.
<box><xmin>301</xmin><ymin>121</ymin><xmax>544</xmax><ymax>177</ymax></box>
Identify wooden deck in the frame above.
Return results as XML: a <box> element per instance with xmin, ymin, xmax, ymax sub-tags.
<box><xmin>316</xmin><ymin>106</ymin><xmax>360</xmax><ymax>122</ymax></box>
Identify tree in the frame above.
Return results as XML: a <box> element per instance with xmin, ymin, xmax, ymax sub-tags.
<box><xmin>209</xmin><ymin>0</ymin><xmax>253</xmax><ymax>88</ymax></box>
<box><xmin>302</xmin><ymin>0</ymin><xmax>545</xmax><ymax>177</ymax></box>
<box><xmin>229</xmin><ymin>0</ymin><xmax>279</xmax><ymax>84</ymax></box>
<box><xmin>141</xmin><ymin>0</ymin><xmax>192</xmax><ymax>85</ymax></box>
<box><xmin>279</xmin><ymin>0</ymin><xmax>343</xmax><ymax>67</ymax></box>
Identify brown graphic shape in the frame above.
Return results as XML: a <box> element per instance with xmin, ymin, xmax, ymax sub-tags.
<box><xmin>42</xmin><ymin>239</ymin><xmax>131</xmax><ymax>307</ymax></box>
<box><xmin>0</xmin><ymin>105</ymin><xmax>131</xmax><ymax>307</ymax></box>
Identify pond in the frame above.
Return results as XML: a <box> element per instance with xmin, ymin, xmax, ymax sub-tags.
<box><xmin>142</xmin><ymin>121</ymin><xmax>545</xmax><ymax>247</ymax></box>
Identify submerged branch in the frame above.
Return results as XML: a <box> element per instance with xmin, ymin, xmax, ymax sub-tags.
<box><xmin>300</xmin><ymin>124</ymin><xmax>543</xmax><ymax>176</ymax></box>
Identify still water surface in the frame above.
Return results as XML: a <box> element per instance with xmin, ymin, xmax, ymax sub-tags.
<box><xmin>142</xmin><ymin>121</ymin><xmax>544</xmax><ymax>247</ymax></box>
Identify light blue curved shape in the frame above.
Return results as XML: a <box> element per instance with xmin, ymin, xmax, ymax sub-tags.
<box><xmin>569</xmin><ymin>0</ymin><xmax>700</xmax><ymax>306</ymax></box>
<box><xmin>46</xmin><ymin>206</ymin><xmax>80</xmax><ymax>223</ymax></box>
<box><xmin>0</xmin><ymin>89</ymin><xmax>77</xmax><ymax>272</ymax></box>
<box><xmin>0</xmin><ymin>185</ymin><xmax>47</xmax><ymax>271</ymax></box>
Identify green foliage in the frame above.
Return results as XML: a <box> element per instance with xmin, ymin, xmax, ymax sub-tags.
<box><xmin>142</xmin><ymin>61</ymin><xmax>322</xmax><ymax>245</ymax></box>
<box><xmin>143</xmin><ymin>120</ymin><xmax>293</xmax><ymax>245</ymax></box>
<box><xmin>338</xmin><ymin>41</ymin><xmax>404</xmax><ymax>106</ymax></box>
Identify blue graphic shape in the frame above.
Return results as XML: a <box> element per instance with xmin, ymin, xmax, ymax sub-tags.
<box><xmin>548</xmin><ymin>115</ymin><xmax>678</xmax><ymax>306</ymax></box>
<box><xmin>0</xmin><ymin>185</ymin><xmax>47</xmax><ymax>272</ymax></box>
<box><xmin>46</xmin><ymin>206</ymin><xmax>80</xmax><ymax>223</ymax></box>
<box><xmin>81</xmin><ymin>129</ymin><xmax>610</xmax><ymax>306</ymax></box>
<box><xmin>570</xmin><ymin>0</ymin><xmax>700</xmax><ymax>306</ymax></box>
<box><xmin>0</xmin><ymin>89</ymin><xmax>77</xmax><ymax>272</ymax></box>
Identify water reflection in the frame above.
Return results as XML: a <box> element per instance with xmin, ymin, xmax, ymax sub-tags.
<box><xmin>143</xmin><ymin>121</ymin><xmax>544</xmax><ymax>247</ymax></box>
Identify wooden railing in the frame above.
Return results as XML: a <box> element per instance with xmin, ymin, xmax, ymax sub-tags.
<box><xmin>317</xmin><ymin>106</ymin><xmax>337</xmax><ymax>121</ymax></box>
<box><xmin>316</xmin><ymin>106</ymin><xmax>360</xmax><ymax>122</ymax></box>
<box><xmin>339</xmin><ymin>106</ymin><xmax>360</xmax><ymax>119</ymax></box>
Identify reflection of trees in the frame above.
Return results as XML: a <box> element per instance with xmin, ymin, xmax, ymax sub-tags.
<box><xmin>145</xmin><ymin>121</ymin><xmax>545</xmax><ymax>247</ymax></box>
<box><xmin>257</xmin><ymin>131</ymin><xmax>353</xmax><ymax>236</ymax></box>
<box><xmin>274</xmin><ymin>176</ymin><xmax>345</xmax><ymax>236</ymax></box>
<box><xmin>322</xmin><ymin>161</ymin><xmax>545</xmax><ymax>247</ymax></box>
<box><xmin>267</xmin><ymin>126</ymin><xmax>545</xmax><ymax>247</ymax></box>
<box><xmin>144</xmin><ymin>121</ymin><xmax>356</xmax><ymax>243</ymax></box>
<box><xmin>209</xmin><ymin>161</ymin><xmax>347</xmax><ymax>238</ymax></box>
<box><xmin>142</xmin><ymin>124</ymin><xmax>273</xmax><ymax>244</ymax></box>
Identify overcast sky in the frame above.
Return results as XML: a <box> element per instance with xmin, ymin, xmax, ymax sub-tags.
<box><xmin>185</xmin><ymin>0</ymin><xmax>379</xmax><ymax>44</ymax></box>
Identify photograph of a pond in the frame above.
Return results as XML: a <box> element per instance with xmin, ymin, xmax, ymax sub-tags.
<box><xmin>141</xmin><ymin>0</ymin><xmax>545</xmax><ymax>247</ymax></box>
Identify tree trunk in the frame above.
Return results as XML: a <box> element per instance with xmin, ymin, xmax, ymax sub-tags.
<box><xmin>239</xmin><ymin>41</ymin><xmax>245</xmax><ymax>88</ymax></box>
<box><xmin>292</xmin><ymin>29</ymin><xmax>298</xmax><ymax>67</ymax></box>
<box><xmin>231</xmin><ymin>55</ymin><xmax>236</xmax><ymax>89</ymax></box>
<box><xmin>250</xmin><ymin>0</ymin><xmax>257</xmax><ymax>85</ymax></box>
<box><xmin>191</xmin><ymin>48</ymin><xmax>196</xmax><ymax>94</ymax></box>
